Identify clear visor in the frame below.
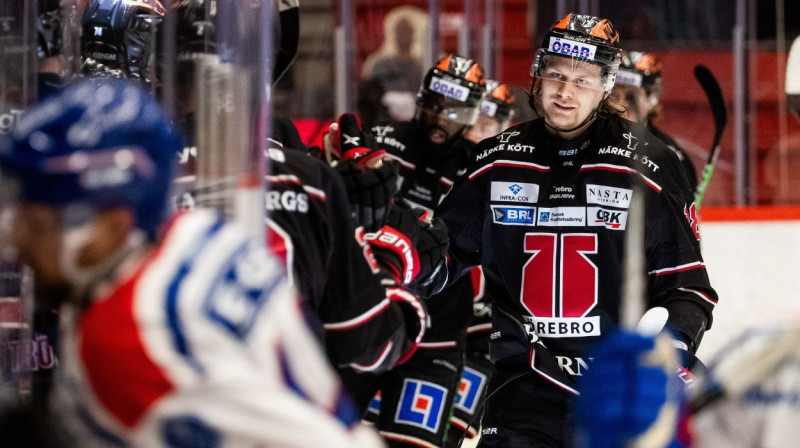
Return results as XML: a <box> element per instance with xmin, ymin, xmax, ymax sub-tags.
<box><xmin>417</xmin><ymin>95</ymin><xmax>480</xmax><ymax>126</ymax></box>
<box><xmin>531</xmin><ymin>50</ymin><xmax>616</xmax><ymax>93</ymax></box>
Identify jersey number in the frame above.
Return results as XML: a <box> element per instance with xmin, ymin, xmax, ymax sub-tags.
<box><xmin>520</xmin><ymin>233</ymin><xmax>598</xmax><ymax>318</ymax></box>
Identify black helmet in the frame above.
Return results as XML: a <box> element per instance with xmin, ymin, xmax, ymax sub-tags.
<box><xmin>616</xmin><ymin>50</ymin><xmax>663</xmax><ymax>106</ymax></box>
<box><xmin>37</xmin><ymin>0</ymin><xmax>62</xmax><ymax>58</ymax></box>
<box><xmin>480</xmin><ymin>80</ymin><xmax>515</xmax><ymax>128</ymax></box>
<box><xmin>417</xmin><ymin>53</ymin><xmax>486</xmax><ymax>125</ymax></box>
<box><xmin>530</xmin><ymin>13</ymin><xmax>622</xmax><ymax>93</ymax></box>
<box><xmin>81</xmin><ymin>0</ymin><xmax>166</xmax><ymax>82</ymax></box>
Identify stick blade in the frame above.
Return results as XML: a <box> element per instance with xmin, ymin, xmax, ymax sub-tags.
<box><xmin>694</xmin><ymin>65</ymin><xmax>728</xmax><ymax>132</ymax></box>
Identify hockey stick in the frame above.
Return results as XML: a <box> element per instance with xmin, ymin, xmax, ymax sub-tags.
<box><xmin>693</xmin><ymin>65</ymin><xmax>728</xmax><ymax>209</ymax></box>
<box><xmin>689</xmin><ymin>326</ymin><xmax>800</xmax><ymax>414</ymax></box>
<box><xmin>620</xmin><ymin>186</ymin><xmax>680</xmax><ymax>448</ymax></box>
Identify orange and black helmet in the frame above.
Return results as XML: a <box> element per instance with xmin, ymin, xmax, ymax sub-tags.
<box><xmin>530</xmin><ymin>13</ymin><xmax>622</xmax><ymax>92</ymax></box>
<box><xmin>480</xmin><ymin>80</ymin><xmax>515</xmax><ymax>126</ymax></box>
<box><xmin>616</xmin><ymin>50</ymin><xmax>663</xmax><ymax>99</ymax></box>
<box><xmin>419</xmin><ymin>54</ymin><xmax>487</xmax><ymax>110</ymax></box>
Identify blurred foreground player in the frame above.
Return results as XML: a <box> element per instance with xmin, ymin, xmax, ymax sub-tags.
<box><xmin>0</xmin><ymin>79</ymin><xmax>384</xmax><ymax>447</ymax></box>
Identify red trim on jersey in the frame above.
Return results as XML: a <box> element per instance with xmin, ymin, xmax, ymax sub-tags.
<box><xmin>351</xmin><ymin>341</ymin><xmax>393</xmax><ymax>372</ymax></box>
<box><xmin>529</xmin><ymin>347</ymin><xmax>580</xmax><ymax>395</ymax></box>
<box><xmin>265</xmin><ymin>174</ymin><xmax>302</xmax><ymax>185</ymax></box>
<box><xmin>450</xmin><ymin>416</ymin><xmax>479</xmax><ymax>437</ymax></box>
<box><xmin>380</xmin><ymin>431</ymin><xmax>439</xmax><ymax>448</ymax></box>
<box><xmin>700</xmin><ymin>206</ymin><xmax>800</xmax><ymax>222</ymax></box>
<box><xmin>580</xmin><ymin>163</ymin><xmax>663</xmax><ymax>193</ymax></box>
<box><xmin>678</xmin><ymin>287</ymin><xmax>718</xmax><ymax>305</ymax></box>
<box><xmin>78</xmin><ymin>262</ymin><xmax>174</xmax><ymax>428</ymax></box>
<box><xmin>648</xmin><ymin>261</ymin><xmax>706</xmax><ymax>276</ymax></box>
<box><xmin>467</xmin><ymin>323</ymin><xmax>493</xmax><ymax>334</ymax></box>
<box><xmin>384</xmin><ymin>153</ymin><xmax>416</xmax><ymax>170</ymax></box>
<box><xmin>301</xmin><ymin>185</ymin><xmax>327</xmax><ymax>201</ymax></box>
<box><xmin>469</xmin><ymin>159</ymin><xmax>550</xmax><ymax>180</ymax></box>
<box><xmin>323</xmin><ymin>299</ymin><xmax>391</xmax><ymax>331</ymax></box>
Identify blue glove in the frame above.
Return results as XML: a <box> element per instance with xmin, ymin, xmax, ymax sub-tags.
<box><xmin>574</xmin><ymin>330</ymin><xmax>684</xmax><ymax>448</ymax></box>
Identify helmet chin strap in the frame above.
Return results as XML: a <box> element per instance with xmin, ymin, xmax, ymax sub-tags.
<box><xmin>60</xmin><ymin>223</ymin><xmax>148</xmax><ymax>305</ymax></box>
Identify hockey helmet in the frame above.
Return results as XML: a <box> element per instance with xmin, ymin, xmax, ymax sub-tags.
<box><xmin>417</xmin><ymin>54</ymin><xmax>486</xmax><ymax>125</ymax></box>
<box><xmin>480</xmin><ymin>80</ymin><xmax>516</xmax><ymax>128</ymax></box>
<box><xmin>616</xmin><ymin>50</ymin><xmax>663</xmax><ymax>107</ymax></box>
<box><xmin>81</xmin><ymin>0</ymin><xmax>166</xmax><ymax>82</ymax></box>
<box><xmin>530</xmin><ymin>13</ymin><xmax>622</xmax><ymax>93</ymax></box>
<box><xmin>165</xmin><ymin>0</ymin><xmax>299</xmax><ymax>85</ymax></box>
<box><xmin>37</xmin><ymin>0</ymin><xmax>63</xmax><ymax>59</ymax></box>
<box><xmin>0</xmin><ymin>79</ymin><xmax>181</xmax><ymax>239</ymax></box>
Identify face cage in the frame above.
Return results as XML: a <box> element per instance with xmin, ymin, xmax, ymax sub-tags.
<box><xmin>417</xmin><ymin>94</ymin><xmax>481</xmax><ymax>126</ymax></box>
<box><xmin>530</xmin><ymin>49</ymin><xmax>618</xmax><ymax>93</ymax></box>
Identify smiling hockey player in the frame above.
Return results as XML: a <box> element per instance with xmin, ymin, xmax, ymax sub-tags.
<box><xmin>425</xmin><ymin>13</ymin><xmax>718</xmax><ymax>446</ymax></box>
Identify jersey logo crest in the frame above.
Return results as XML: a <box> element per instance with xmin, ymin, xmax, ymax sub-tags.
<box><xmin>496</xmin><ymin>130</ymin><xmax>520</xmax><ymax>143</ymax></box>
<box><xmin>371</xmin><ymin>125</ymin><xmax>394</xmax><ymax>138</ymax></box>
<box><xmin>623</xmin><ymin>132</ymin><xmax>647</xmax><ymax>151</ymax></box>
<box><xmin>395</xmin><ymin>379</ymin><xmax>448</xmax><ymax>433</ymax></box>
<box><xmin>454</xmin><ymin>367</ymin><xmax>487</xmax><ymax>414</ymax></box>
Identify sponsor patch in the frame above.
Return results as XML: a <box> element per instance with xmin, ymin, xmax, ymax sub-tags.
<box><xmin>587</xmin><ymin>206</ymin><xmax>628</xmax><ymax>230</ymax></box>
<box><xmin>395</xmin><ymin>379</ymin><xmax>448</xmax><ymax>433</ymax></box>
<box><xmin>586</xmin><ymin>184</ymin><xmax>633</xmax><ymax>208</ymax></box>
<box><xmin>490</xmin><ymin>181</ymin><xmax>539</xmax><ymax>203</ymax></box>
<box><xmin>480</xmin><ymin>100</ymin><xmax>498</xmax><ymax>117</ymax></box>
<box><xmin>548</xmin><ymin>37</ymin><xmax>597</xmax><ymax>61</ymax></box>
<box><xmin>537</xmin><ymin>207</ymin><xmax>586</xmax><ymax>226</ymax></box>
<box><xmin>429</xmin><ymin>76</ymin><xmax>470</xmax><ymax>102</ymax></box>
<box><xmin>615</xmin><ymin>69</ymin><xmax>643</xmax><ymax>87</ymax></box>
<box><xmin>525</xmin><ymin>316</ymin><xmax>601</xmax><ymax>338</ymax></box>
<box><xmin>491</xmin><ymin>205</ymin><xmax>536</xmax><ymax>226</ymax></box>
<box><xmin>454</xmin><ymin>367</ymin><xmax>488</xmax><ymax>414</ymax></box>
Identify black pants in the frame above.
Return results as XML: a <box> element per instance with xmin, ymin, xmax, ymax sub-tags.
<box><xmin>477</xmin><ymin>356</ymin><xmax>575</xmax><ymax>448</ymax></box>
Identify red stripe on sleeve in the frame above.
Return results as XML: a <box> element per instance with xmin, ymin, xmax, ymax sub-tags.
<box><xmin>78</xmin><ymin>264</ymin><xmax>173</xmax><ymax>428</ymax></box>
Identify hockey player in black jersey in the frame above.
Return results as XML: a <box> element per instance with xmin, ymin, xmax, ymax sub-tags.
<box><xmin>334</xmin><ymin>54</ymin><xmax>486</xmax><ymax>448</ymax></box>
<box><xmin>465</xmin><ymin>80</ymin><xmax>516</xmax><ymax>144</ymax></box>
<box><xmin>425</xmin><ymin>14</ymin><xmax>718</xmax><ymax>447</ymax></box>
<box><xmin>611</xmin><ymin>50</ymin><xmax>698</xmax><ymax>194</ymax></box>
<box><xmin>444</xmin><ymin>80</ymin><xmax>517</xmax><ymax>446</ymax></box>
<box><xmin>164</xmin><ymin>0</ymin><xmax>426</xmax><ymax>378</ymax></box>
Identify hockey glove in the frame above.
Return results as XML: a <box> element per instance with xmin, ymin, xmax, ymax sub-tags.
<box><xmin>364</xmin><ymin>205</ymin><xmax>423</xmax><ymax>286</ymax></box>
<box><xmin>410</xmin><ymin>213</ymin><xmax>449</xmax><ymax>291</ymax></box>
<box><xmin>324</xmin><ymin>112</ymin><xmax>387</xmax><ymax>166</ymax></box>
<box><xmin>575</xmin><ymin>330</ymin><xmax>687</xmax><ymax>448</ymax></box>
<box><xmin>335</xmin><ymin>158</ymin><xmax>399</xmax><ymax>233</ymax></box>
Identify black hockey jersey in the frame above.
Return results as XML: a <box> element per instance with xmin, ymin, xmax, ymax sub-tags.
<box><xmin>648</xmin><ymin>123</ymin><xmax>698</xmax><ymax>195</ymax></box>
<box><xmin>372</xmin><ymin>120</ymin><xmax>473</xmax><ymax>213</ymax></box>
<box><xmin>371</xmin><ymin>119</ymin><xmax>476</xmax><ymax>343</ymax></box>
<box><xmin>265</xmin><ymin>146</ymin><xmax>425</xmax><ymax>372</ymax></box>
<box><xmin>434</xmin><ymin>116</ymin><xmax>718</xmax><ymax>393</ymax></box>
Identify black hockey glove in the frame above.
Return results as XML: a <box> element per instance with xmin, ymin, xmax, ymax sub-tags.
<box><xmin>324</xmin><ymin>112</ymin><xmax>387</xmax><ymax>165</ymax></box>
<box><xmin>411</xmin><ymin>214</ymin><xmax>449</xmax><ymax>291</ymax></box>
<box><xmin>335</xmin><ymin>158</ymin><xmax>399</xmax><ymax>232</ymax></box>
<box><xmin>364</xmin><ymin>205</ymin><xmax>423</xmax><ymax>286</ymax></box>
